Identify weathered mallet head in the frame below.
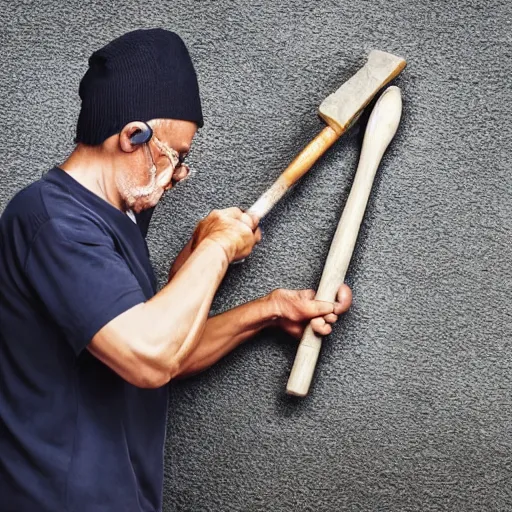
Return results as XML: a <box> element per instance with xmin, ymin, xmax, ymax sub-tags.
<box><xmin>319</xmin><ymin>50</ymin><xmax>406</xmax><ymax>134</ymax></box>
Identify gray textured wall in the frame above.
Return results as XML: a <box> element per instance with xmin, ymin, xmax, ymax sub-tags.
<box><xmin>2</xmin><ymin>1</ymin><xmax>512</xmax><ymax>511</ymax></box>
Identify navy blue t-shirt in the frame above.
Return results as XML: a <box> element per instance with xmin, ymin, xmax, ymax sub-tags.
<box><xmin>0</xmin><ymin>167</ymin><xmax>168</xmax><ymax>511</ymax></box>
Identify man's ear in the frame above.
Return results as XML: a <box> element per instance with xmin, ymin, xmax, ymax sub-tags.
<box><xmin>119</xmin><ymin>122</ymin><xmax>152</xmax><ymax>153</ymax></box>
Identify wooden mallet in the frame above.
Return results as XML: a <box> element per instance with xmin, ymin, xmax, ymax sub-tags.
<box><xmin>247</xmin><ymin>50</ymin><xmax>406</xmax><ymax>220</ymax></box>
<box><xmin>285</xmin><ymin>85</ymin><xmax>404</xmax><ymax>397</ymax></box>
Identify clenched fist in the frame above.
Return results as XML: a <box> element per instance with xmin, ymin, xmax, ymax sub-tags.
<box><xmin>192</xmin><ymin>207</ymin><xmax>261</xmax><ymax>263</ymax></box>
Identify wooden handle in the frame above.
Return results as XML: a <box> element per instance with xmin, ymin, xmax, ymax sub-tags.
<box><xmin>286</xmin><ymin>86</ymin><xmax>403</xmax><ymax>397</ymax></box>
<box><xmin>247</xmin><ymin>125</ymin><xmax>341</xmax><ymax>219</ymax></box>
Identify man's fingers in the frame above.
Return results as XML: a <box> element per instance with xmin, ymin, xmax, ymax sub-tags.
<box><xmin>279</xmin><ymin>318</ymin><xmax>305</xmax><ymax>340</ymax></box>
<box><xmin>323</xmin><ymin>313</ymin><xmax>338</xmax><ymax>324</ymax></box>
<box><xmin>310</xmin><ymin>317</ymin><xmax>324</xmax><ymax>331</ymax></box>
<box><xmin>217</xmin><ymin>207</ymin><xmax>243</xmax><ymax>218</ymax></box>
<box><xmin>311</xmin><ymin>317</ymin><xmax>332</xmax><ymax>336</ymax></box>
<box><xmin>288</xmin><ymin>324</ymin><xmax>305</xmax><ymax>340</ymax></box>
<box><xmin>245</xmin><ymin>211</ymin><xmax>261</xmax><ymax>229</ymax></box>
<box><xmin>216</xmin><ymin>208</ymin><xmax>259</xmax><ymax>231</ymax></box>
<box><xmin>290</xmin><ymin>284</ymin><xmax>352</xmax><ymax>336</ymax></box>
<box><xmin>254</xmin><ymin>227</ymin><xmax>262</xmax><ymax>243</ymax></box>
<box><xmin>334</xmin><ymin>284</ymin><xmax>352</xmax><ymax>315</ymax></box>
<box><xmin>240</xmin><ymin>212</ymin><xmax>258</xmax><ymax>230</ymax></box>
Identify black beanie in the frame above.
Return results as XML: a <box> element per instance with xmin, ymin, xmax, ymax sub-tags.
<box><xmin>75</xmin><ymin>29</ymin><xmax>203</xmax><ymax>145</ymax></box>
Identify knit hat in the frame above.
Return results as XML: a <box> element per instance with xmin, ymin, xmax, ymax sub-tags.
<box><xmin>75</xmin><ymin>29</ymin><xmax>203</xmax><ymax>145</ymax></box>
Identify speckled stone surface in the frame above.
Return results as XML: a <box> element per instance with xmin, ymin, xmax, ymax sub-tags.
<box><xmin>1</xmin><ymin>1</ymin><xmax>512</xmax><ymax>510</ymax></box>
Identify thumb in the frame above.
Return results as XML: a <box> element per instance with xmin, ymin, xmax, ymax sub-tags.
<box><xmin>240</xmin><ymin>211</ymin><xmax>259</xmax><ymax>230</ymax></box>
<box><xmin>245</xmin><ymin>211</ymin><xmax>261</xmax><ymax>230</ymax></box>
<box><xmin>300</xmin><ymin>299</ymin><xmax>334</xmax><ymax>319</ymax></box>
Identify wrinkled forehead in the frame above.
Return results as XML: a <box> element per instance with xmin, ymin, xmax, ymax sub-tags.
<box><xmin>148</xmin><ymin>118</ymin><xmax>176</xmax><ymax>136</ymax></box>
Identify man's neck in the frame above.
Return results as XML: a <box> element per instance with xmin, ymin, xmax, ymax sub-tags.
<box><xmin>60</xmin><ymin>144</ymin><xmax>125</xmax><ymax>211</ymax></box>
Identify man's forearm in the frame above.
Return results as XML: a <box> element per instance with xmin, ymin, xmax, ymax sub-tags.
<box><xmin>90</xmin><ymin>209</ymin><xmax>262</xmax><ymax>388</ymax></box>
<box><xmin>140</xmin><ymin>239</ymin><xmax>230</xmax><ymax>368</ymax></box>
<box><xmin>93</xmin><ymin>239</ymin><xmax>230</xmax><ymax>383</ymax></box>
<box><xmin>168</xmin><ymin>238</ymin><xmax>193</xmax><ymax>280</ymax></box>
<box><xmin>176</xmin><ymin>295</ymin><xmax>278</xmax><ymax>378</ymax></box>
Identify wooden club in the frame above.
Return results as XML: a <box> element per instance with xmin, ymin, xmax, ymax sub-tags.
<box><xmin>286</xmin><ymin>85</ymin><xmax>404</xmax><ymax>397</ymax></box>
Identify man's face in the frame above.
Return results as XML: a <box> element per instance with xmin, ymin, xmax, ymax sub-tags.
<box><xmin>118</xmin><ymin>119</ymin><xmax>197</xmax><ymax>213</ymax></box>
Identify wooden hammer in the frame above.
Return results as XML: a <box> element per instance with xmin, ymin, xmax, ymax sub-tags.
<box><xmin>286</xmin><ymin>85</ymin><xmax>404</xmax><ymax>397</ymax></box>
<box><xmin>247</xmin><ymin>50</ymin><xmax>406</xmax><ymax>220</ymax></box>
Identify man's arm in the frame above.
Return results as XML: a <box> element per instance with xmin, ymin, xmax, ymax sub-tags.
<box><xmin>89</xmin><ymin>238</ymin><xmax>228</xmax><ymax>387</ymax></box>
<box><xmin>89</xmin><ymin>209</ymin><xmax>262</xmax><ymax>388</ymax></box>
<box><xmin>168</xmin><ymin>237</ymin><xmax>193</xmax><ymax>280</ymax></box>
<box><xmin>174</xmin><ymin>293</ymin><xmax>276</xmax><ymax>378</ymax></box>
<box><xmin>175</xmin><ymin>286</ymin><xmax>352</xmax><ymax>379</ymax></box>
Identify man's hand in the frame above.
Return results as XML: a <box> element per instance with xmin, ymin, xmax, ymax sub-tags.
<box><xmin>192</xmin><ymin>207</ymin><xmax>261</xmax><ymax>263</ymax></box>
<box><xmin>169</xmin><ymin>208</ymin><xmax>261</xmax><ymax>279</ymax></box>
<box><xmin>170</xmin><ymin>208</ymin><xmax>261</xmax><ymax>279</ymax></box>
<box><xmin>268</xmin><ymin>285</ymin><xmax>352</xmax><ymax>339</ymax></box>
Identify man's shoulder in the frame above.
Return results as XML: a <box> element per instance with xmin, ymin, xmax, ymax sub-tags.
<box><xmin>1</xmin><ymin>177</ymin><xmax>52</xmax><ymax>231</ymax></box>
<box><xmin>1</xmin><ymin>171</ymin><xmax>109</xmax><ymax>246</ymax></box>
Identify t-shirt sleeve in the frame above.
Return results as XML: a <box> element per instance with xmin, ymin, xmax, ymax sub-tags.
<box><xmin>24</xmin><ymin>219</ymin><xmax>146</xmax><ymax>355</ymax></box>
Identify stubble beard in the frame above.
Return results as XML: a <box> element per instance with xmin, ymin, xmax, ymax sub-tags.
<box><xmin>117</xmin><ymin>164</ymin><xmax>164</xmax><ymax>213</ymax></box>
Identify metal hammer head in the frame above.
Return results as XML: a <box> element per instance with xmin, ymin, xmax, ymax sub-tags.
<box><xmin>319</xmin><ymin>50</ymin><xmax>406</xmax><ymax>134</ymax></box>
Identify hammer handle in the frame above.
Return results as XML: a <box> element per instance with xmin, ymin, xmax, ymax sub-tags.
<box><xmin>247</xmin><ymin>125</ymin><xmax>341</xmax><ymax>220</ymax></box>
<box><xmin>286</xmin><ymin>86</ymin><xmax>403</xmax><ymax>397</ymax></box>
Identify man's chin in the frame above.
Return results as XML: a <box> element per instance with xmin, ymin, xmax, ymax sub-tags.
<box><xmin>130</xmin><ymin>191</ymin><xmax>164</xmax><ymax>213</ymax></box>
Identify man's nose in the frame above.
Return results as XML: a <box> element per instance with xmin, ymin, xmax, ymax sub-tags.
<box><xmin>172</xmin><ymin>164</ymin><xmax>190</xmax><ymax>183</ymax></box>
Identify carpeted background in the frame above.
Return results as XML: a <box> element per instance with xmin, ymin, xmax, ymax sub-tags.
<box><xmin>1</xmin><ymin>1</ymin><xmax>511</xmax><ymax>510</ymax></box>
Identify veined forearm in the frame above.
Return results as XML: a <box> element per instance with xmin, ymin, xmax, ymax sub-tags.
<box><xmin>176</xmin><ymin>295</ymin><xmax>278</xmax><ymax>378</ymax></box>
<box><xmin>126</xmin><ymin>239</ymin><xmax>229</xmax><ymax>375</ymax></box>
<box><xmin>90</xmin><ymin>208</ymin><xmax>263</xmax><ymax>388</ymax></box>
<box><xmin>168</xmin><ymin>238</ymin><xmax>193</xmax><ymax>280</ymax></box>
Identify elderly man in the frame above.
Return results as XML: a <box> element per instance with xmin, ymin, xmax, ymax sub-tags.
<box><xmin>0</xmin><ymin>29</ymin><xmax>351</xmax><ymax>511</ymax></box>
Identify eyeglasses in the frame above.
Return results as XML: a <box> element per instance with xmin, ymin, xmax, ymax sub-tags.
<box><xmin>145</xmin><ymin>134</ymin><xmax>191</xmax><ymax>188</ymax></box>
<box><xmin>151</xmin><ymin>135</ymin><xmax>187</xmax><ymax>168</ymax></box>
